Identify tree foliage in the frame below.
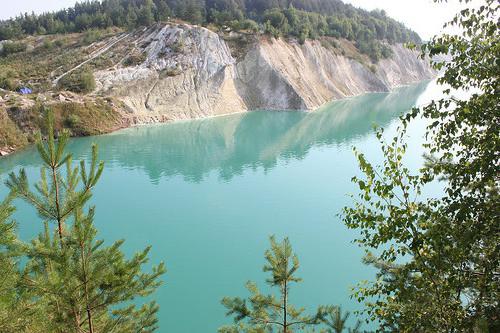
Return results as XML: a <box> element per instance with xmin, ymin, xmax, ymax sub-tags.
<box><xmin>57</xmin><ymin>67</ymin><xmax>96</xmax><ymax>94</ymax></box>
<box><xmin>2</xmin><ymin>109</ymin><xmax>166</xmax><ymax>332</ymax></box>
<box><xmin>220</xmin><ymin>236</ymin><xmax>363</xmax><ymax>333</ymax></box>
<box><xmin>0</xmin><ymin>41</ymin><xmax>27</xmax><ymax>57</ymax></box>
<box><xmin>0</xmin><ymin>195</ymin><xmax>41</xmax><ymax>332</ymax></box>
<box><xmin>342</xmin><ymin>0</ymin><xmax>499</xmax><ymax>331</ymax></box>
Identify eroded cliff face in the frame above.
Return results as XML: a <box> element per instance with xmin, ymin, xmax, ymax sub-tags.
<box><xmin>94</xmin><ymin>24</ymin><xmax>435</xmax><ymax>121</ymax></box>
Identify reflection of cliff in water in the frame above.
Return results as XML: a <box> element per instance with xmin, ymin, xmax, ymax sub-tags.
<box><xmin>0</xmin><ymin>81</ymin><xmax>429</xmax><ymax>183</ymax></box>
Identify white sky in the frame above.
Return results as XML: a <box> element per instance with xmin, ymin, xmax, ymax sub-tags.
<box><xmin>0</xmin><ymin>0</ymin><xmax>470</xmax><ymax>40</ymax></box>
<box><xmin>343</xmin><ymin>0</ymin><xmax>467</xmax><ymax>40</ymax></box>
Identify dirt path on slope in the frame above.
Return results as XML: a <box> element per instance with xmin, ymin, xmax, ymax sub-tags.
<box><xmin>52</xmin><ymin>32</ymin><xmax>131</xmax><ymax>86</ymax></box>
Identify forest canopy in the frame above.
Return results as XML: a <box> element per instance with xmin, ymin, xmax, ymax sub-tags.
<box><xmin>0</xmin><ymin>0</ymin><xmax>421</xmax><ymax>61</ymax></box>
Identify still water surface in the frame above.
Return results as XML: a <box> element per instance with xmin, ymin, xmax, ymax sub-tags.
<box><xmin>0</xmin><ymin>80</ymin><xmax>439</xmax><ymax>332</ymax></box>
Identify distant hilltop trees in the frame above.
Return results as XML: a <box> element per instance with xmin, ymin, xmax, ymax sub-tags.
<box><xmin>0</xmin><ymin>0</ymin><xmax>421</xmax><ymax>61</ymax></box>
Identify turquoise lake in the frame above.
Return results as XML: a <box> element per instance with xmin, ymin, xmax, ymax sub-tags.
<box><xmin>0</xmin><ymin>80</ymin><xmax>440</xmax><ymax>332</ymax></box>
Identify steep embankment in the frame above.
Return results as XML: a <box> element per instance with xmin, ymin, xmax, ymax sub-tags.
<box><xmin>0</xmin><ymin>23</ymin><xmax>434</xmax><ymax>155</ymax></box>
<box><xmin>94</xmin><ymin>24</ymin><xmax>434</xmax><ymax>121</ymax></box>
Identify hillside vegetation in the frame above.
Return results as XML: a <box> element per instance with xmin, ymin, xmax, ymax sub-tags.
<box><xmin>0</xmin><ymin>0</ymin><xmax>421</xmax><ymax>62</ymax></box>
<box><xmin>0</xmin><ymin>28</ymin><xmax>129</xmax><ymax>154</ymax></box>
<box><xmin>0</xmin><ymin>91</ymin><xmax>125</xmax><ymax>154</ymax></box>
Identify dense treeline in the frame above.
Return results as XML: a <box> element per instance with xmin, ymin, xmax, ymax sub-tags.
<box><xmin>0</xmin><ymin>0</ymin><xmax>420</xmax><ymax>61</ymax></box>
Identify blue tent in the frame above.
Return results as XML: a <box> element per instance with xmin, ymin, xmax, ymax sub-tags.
<box><xmin>19</xmin><ymin>87</ymin><xmax>32</xmax><ymax>94</ymax></box>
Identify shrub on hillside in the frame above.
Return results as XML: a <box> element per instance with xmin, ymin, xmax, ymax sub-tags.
<box><xmin>123</xmin><ymin>52</ymin><xmax>147</xmax><ymax>66</ymax></box>
<box><xmin>82</xmin><ymin>29</ymin><xmax>103</xmax><ymax>45</ymax></box>
<box><xmin>356</xmin><ymin>39</ymin><xmax>384</xmax><ymax>62</ymax></box>
<box><xmin>320</xmin><ymin>38</ymin><xmax>338</xmax><ymax>50</ymax></box>
<box><xmin>170</xmin><ymin>40</ymin><xmax>184</xmax><ymax>53</ymax></box>
<box><xmin>227</xmin><ymin>19</ymin><xmax>259</xmax><ymax>33</ymax></box>
<box><xmin>57</xmin><ymin>68</ymin><xmax>96</xmax><ymax>93</ymax></box>
<box><xmin>42</xmin><ymin>39</ymin><xmax>55</xmax><ymax>50</ymax></box>
<box><xmin>240</xmin><ymin>19</ymin><xmax>259</xmax><ymax>33</ymax></box>
<box><xmin>0</xmin><ymin>76</ymin><xmax>18</xmax><ymax>91</ymax></box>
<box><xmin>0</xmin><ymin>108</ymin><xmax>28</xmax><ymax>149</ymax></box>
<box><xmin>298</xmin><ymin>32</ymin><xmax>307</xmax><ymax>45</ymax></box>
<box><xmin>0</xmin><ymin>41</ymin><xmax>27</xmax><ymax>57</ymax></box>
<box><xmin>64</xmin><ymin>113</ymin><xmax>81</xmax><ymax>128</ymax></box>
<box><xmin>54</xmin><ymin>39</ymin><xmax>65</xmax><ymax>47</ymax></box>
<box><xmin>381</xmin><ymin>44</ymin><xmax>393</xmax><ymax>58</ymax></box>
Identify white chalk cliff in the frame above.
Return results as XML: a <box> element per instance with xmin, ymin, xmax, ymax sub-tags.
<box><xmin>94</xmin><ymin>24</ymin><xmax>435</xmax><ymax>122</ymax></box>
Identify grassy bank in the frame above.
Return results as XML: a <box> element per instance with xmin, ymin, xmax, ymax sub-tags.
<box><xmin>1</xmin><ymin>97</ymin><xmax>125</xmax><ymax>155</ymax></box>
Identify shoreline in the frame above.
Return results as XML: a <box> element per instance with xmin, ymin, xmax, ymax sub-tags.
<box><xmin>116</xmin><ymin>78</ymin><xmax>433</xmax><ymax>131</ymax></box>
<box><xmin>0</xmin><ymin>79</ymin><xmax>434</xmax><ymax>158</ymax></box>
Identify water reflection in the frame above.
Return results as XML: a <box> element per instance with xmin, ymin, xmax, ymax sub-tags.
<box><xmin>0</xmin><ymin>80</ymin><xmax>433</xmax><ymax>333</ymax></box>
<box><xmin>0</xmin><ymin>81</ymin><xmax>429</xmax><ymax>183</ymax></box>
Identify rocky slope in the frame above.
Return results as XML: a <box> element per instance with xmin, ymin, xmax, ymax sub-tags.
<box><xmin>1</xmin><ymin>23</ymin><xmax>435</xmax><ymax>155</ymax></box>
<box><xmin>94</xmin><ymin>23</ymin><xmax>434</xmax><ymax>121</ymax></box>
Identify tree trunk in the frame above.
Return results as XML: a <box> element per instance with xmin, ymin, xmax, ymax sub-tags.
<box><xmin>86</xmin><ymin>305</ymin><xmax>94</xmax><ymax>333</ymax></box>
<box><xmin>80</xmin><ymin>239</ymin><xmax>94</xmax><ymax>333</ymax></box>
<box><xmin>51</xmin><ymin>164</ymin><xmax>64</xmax><ymax>247</ymax></box>
<box><xmin>283</xmin><ymin>280</ymin><xmax>287</xmax><ymax>333</ymax></box>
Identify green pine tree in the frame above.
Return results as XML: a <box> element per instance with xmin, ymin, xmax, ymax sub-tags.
<box><xmin>220</xmin><ymin>236</ymin><xmax>326</xmax><ymax>333</ymax></box>
<box><xmin>156</xmin><ymin>0</ymin><xmax>171</xmax><ymax>22</ymax></box>
<box><xmin>6</xmin><ymin>109</ymin><xmax>166</xmax><ymax>332</ymax></box>
<box><xmin>220</xmin><ymin>236</ymin><xmax>364</xmax><ymax>333</ymax></box>
<box><xmin>321</xmin><ymin>306</ymin><xmax>363</xmax><ymax>333</ymax></box>
<box><xmin>126</xmin><ymin>5</ymin><xmax>139</xmax><ymax>29</ymax></box>
<box><xmin>7</xmin><ymin>110</ymin><xmax>99</xmax><ymax>247</ymax></box>
<box><xmin>0</xmin><ymin>195</ymin><xmax>42</xmax><ymax>332</ymax></box>
<box><xmin>138</xmin><ymin>0</ymin><xmax>155</xmax><ymax>26</ymax></box>
<box><xmin>184</xmin><ymin>0</ymin><xmax>204</xmax><ymax>25</ymax></box>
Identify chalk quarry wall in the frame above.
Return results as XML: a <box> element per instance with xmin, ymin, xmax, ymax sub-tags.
<box><xmin>94</xmin><ymin>24</ymin><xmax>435</xmax><ymax>122</ymax></box>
